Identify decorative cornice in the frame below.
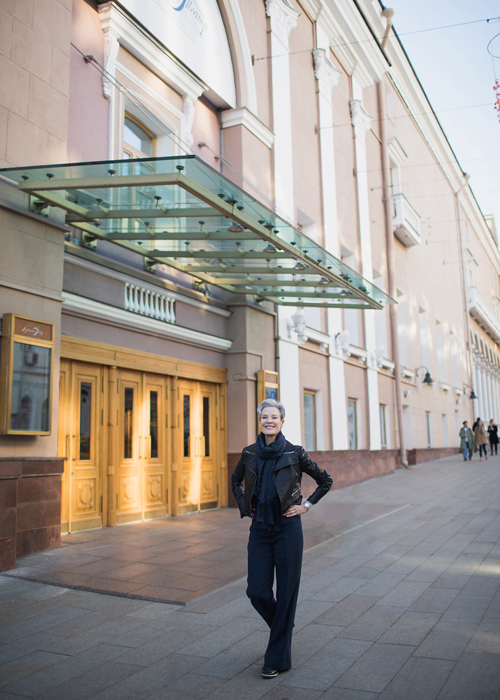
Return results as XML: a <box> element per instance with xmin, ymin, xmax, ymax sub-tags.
<box><xmin>350</xmin><ymin>99</ymin><xmax>372</xmax><ymax>140</ymax></box>
<box><xmin>265</xmin><ymin>0</ymin><xmax>300</xmax><ymax>50</ymax></box>
<box><xmin>313</xmin><ymin>48</ymin><xmax>341</xmax><ymax>98</ymax></box>
<box><xmin>220</xmin><ymin>107</ymin><xmax>274</xmax><ymax>149</ymax></box>
<box><xmin>97</xmin><ymin>2</ymin><xmax>206</xmax><ymax>103</ymax></box>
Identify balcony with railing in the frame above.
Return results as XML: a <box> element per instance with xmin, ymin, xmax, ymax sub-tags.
<box><xmin>468</xmin><ymin>286</ymin><xmax>500</xmax><ymax>342</ymax></box>
<box><xmin>392</xmin><ymin>193</ymin><xmax>421</xmax><ymax>247</ymax></box>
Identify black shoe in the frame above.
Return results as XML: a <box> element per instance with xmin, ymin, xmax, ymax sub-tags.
<box><xmin>262</xmin><ymin>665</ymin><xmax>279</xmax><ymax>679</ymax></box>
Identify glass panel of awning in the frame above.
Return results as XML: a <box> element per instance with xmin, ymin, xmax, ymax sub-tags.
<box><xmin>0</xmin><ymin>155</ymin><xmax>395</xmax><ymax>310</ymax></box>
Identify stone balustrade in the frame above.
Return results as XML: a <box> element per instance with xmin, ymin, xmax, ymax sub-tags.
<box><xmin>125</xmin><ymin>283</ymin><xmax>176</xmax><ymax>324</ymax></box>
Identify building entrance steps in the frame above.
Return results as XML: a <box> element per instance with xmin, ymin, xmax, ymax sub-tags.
<box><xmin>1</xmin><ymin>453</ymin><xmax>500</xmax><ymax>698</ymax></box>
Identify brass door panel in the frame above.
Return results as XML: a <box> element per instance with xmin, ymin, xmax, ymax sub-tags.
<box><xmin>178</xmin><ymin>380</ymin><xmax>219</xmax><ymax>514</ymax></box>
<box><xmin>199</xmin><ymin>382</ymin><xmax>218</xmax><ymax>511</ymax></box>
<box><xmin>143</xmin><ymin>375</ymin><xmax>168</xmax><ymax>520</ymax></box>
<box><xmin>116</xmin><ymin>371</ymin><xmax>169</xmax><ymax>524</ymax></box>
<box><xmin>117</xmin><ymin>371</ymin><xmax>142</xmax><ymax>524</ymax></box>
<box><xmin>58</xmin><ymin>361</ymin><xmax>103</xmax><ymax>532</ymax></box>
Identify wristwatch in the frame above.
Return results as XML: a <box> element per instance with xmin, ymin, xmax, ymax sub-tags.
<box><xmin>303</xmin><ymin>501</ymin><xmax>311</xmax><ymax>511</ymax></box>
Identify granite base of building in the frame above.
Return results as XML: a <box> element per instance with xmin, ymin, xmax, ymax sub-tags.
<box><xmin>407</xmin><ymin>447</ymin><xmax>461</xmax><ymax>465</ymax></box>
<box><xmin>227</xmin><ymin>449</ymin><xmax>400</xmax><ymax>508</ymax></box>
<box><xmin>0</xmin><ymin>458</ymin><xmax>64</xmax><ymax>572</ymax></box>
<box><xmin>226</xmin><ymin>447</ymin><xmax>463</xmax><ymax>508</ymax></box>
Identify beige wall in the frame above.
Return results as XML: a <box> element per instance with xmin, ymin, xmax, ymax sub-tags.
<box><xmin>0</xmin><ymin>0</ymin><xmax>72</xmax><ymax>168</ymax></box>
<box><xmin>0</xmin><ymin>186</ymin><xmax>65</xmax><ymax>456</ymax></box>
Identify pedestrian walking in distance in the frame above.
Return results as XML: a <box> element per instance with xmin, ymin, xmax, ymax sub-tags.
<box><xmin>231</xmin><ymin>399</ymin><xmax>332</xmax><ymax>679</ymax></box>
<box><xmin>475</xmin><ymin>419</ymin><xmax>488</xmax><ymax>460</ymax></box>
<box><xmin>472</xmin><ymin>417</ymin><xmax>481</xmax><ymax>452</ymax></box>
<box><xmin>459</xmin><ymin>421</ymin><xmax>474</xmax><ymax>461</ymax></box>
<box><xmin>488</xmin><ymin>419</ymin><xmax>498</xmax><ymax>455</ymax></box>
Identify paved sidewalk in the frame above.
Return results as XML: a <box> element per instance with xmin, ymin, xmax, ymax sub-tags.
<box><xmin>4</xmin><ymin>490</ymin><xmax>406</xmax><ymax>604</ymax></box>
<box><xmin>1</xmin><ymin>454</ymin><xmax>500</xmax><ymax>699</ymax></box>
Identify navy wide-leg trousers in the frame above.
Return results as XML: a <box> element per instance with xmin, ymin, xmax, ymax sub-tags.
<box><xmin>246</xmin><ymin>515</ymin><xmax>303</xmax><ymax>671</ymax></box>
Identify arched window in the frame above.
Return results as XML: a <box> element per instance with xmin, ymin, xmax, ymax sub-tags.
<box><xmin>123</xmin><ymin>116</ymin><xmax>154</xmax><ymax>159</ymax></box>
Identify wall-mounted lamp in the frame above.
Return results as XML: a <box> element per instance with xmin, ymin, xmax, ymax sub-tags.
<box><xmin>415</xmin><ymin>366</ymin><xmax>434</xmax><ymax>385</ymax></box>
<box><xmin>288</xmin><ymin>308</ymin><xmax>308</xmax><ymax>344</ymax></box>
<box><xmin>463</xmin><ymin>384</ymin><xmax>477</xmax><ymax>400</ymax></box>
<box><xmin>335</xmin><ymin>330</ymin><xmax>351</xmax><ymax>359</ymax></box>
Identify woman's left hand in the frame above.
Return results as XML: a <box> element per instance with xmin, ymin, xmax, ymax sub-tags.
<box><xmin>284</xmin><ymin>504</ymin><xmax>308</xmax><ymax>517</ymax></box>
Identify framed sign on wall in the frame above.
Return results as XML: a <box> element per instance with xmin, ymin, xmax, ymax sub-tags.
<box><xmin>0</xmin><ymin>314</ymin><xmax>55</xmax><ymax>435</ymax></box>
<box><xmin>257</xmin><ymin>370</ymin><xmax>279</xmax><ymax>405</ymax></box>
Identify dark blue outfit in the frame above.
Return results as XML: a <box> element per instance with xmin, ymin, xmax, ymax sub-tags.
<box><xmin>246</xmin><ymin>432</ymin><xmax>302</xmax><ymax>671</ymax></box>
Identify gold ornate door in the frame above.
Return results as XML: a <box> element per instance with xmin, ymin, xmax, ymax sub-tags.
<box><xmin>58</xmin><ymin>360</ymin><xmax>103</xmax><ymax>532</ymax></box>
<box><xmin>178</xmin><ymin>380</ymin><xmax>218</xmax><ymax>513</ymax></box>
<box><xmin>116</xmin><ymin>370</ymin><xmax>168</xmax><ymax>524</ymax></box>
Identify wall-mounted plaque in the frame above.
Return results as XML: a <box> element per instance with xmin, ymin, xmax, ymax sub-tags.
<box><xmin>257</xmin><ymin>369</ymin><xmax>279</xmax><ymax>406</ymax></box>
<box><xmin>0</xmin><ymin>314</ymin><xmax>55</xmax><ymax>435</ymax></box>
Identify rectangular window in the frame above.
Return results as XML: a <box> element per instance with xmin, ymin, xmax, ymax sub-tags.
<box><xmin>442</xmin><ymin>414</ymin><xmax>449</xmax><ymax>447</ymax></box>
<box><xmin>149</xmin><ymin>391</ymin><xmax>158</xmax><ymax>459</ymax></box>
<box><xmin>348</xmin><ymin>399</ymin><xmax>357</xmax><ymax>450</ymax></box>
<box><xmin>124</xmin><ymin>388</ymin><xmax>133</xmax><ymax>459</ymax></box>
<box><xmin>397</xmin><ymin>292</ymin><xmax>408</xmax><ymax>368</ymax></box>
<box><xmin>379</xmin><ymin>404</ymin><xmax>387</xmax><ymax>449</ymax></box>
<box><xmin>183</xmin><ymin>394</ymin><xmax>190</xmax><ymax>458</ymax></box>
<box><xmin>425</xmin><ymin>411</ymin><xmax>432</xmax><ymax>447</ymax></box>
<box><xmin>203</xmin><ymin>396</ymin><xmax>210</xmax><ymax>457</ymax></box>
<box><xmin>450</xmin><ymin>332</ymin><xmax>458</xmax><ymax>388</ymax></box>
<box><xmin>79</xmin><ymin>382</ymin><xmax>92</xmax><ymax>460</ymax></box>
<box><xmin>304</xmin><ymin>391</ymin><xmax>317</xmax><ymax>451</ymax></box>
<box><xmin>403</xmin><ymin>405</ymin><xmax>412</xmax><ymax>450</ymax></box>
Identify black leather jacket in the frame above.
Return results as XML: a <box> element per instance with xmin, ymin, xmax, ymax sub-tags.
<box><xmin>231</xmin><ymin>438</ymin><xmax>333</xmax><ymax>518</ymax></box>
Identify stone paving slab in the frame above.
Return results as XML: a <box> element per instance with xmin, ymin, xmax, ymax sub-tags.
<box><xmin>1</xmin><ymin>454</ymin><xmax>500</xmax><ymax>698</ymax></box>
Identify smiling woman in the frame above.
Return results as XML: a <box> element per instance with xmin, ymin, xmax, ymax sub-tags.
<box><xmin>231</xmin><ymin>399</ymin><xmax>332</xmax><ymax>679</ymax></box>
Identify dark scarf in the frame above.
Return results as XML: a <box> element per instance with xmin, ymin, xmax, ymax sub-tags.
<box><xmin>252</xmin><ymin>431</ymin><xmax>286</xmax><ymax>531</ymax></box>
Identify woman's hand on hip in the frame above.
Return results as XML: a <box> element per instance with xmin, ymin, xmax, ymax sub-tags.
<box><xmin>284</xmin><ymin>504</ymin><xmax>308</xmax><ymax>517</ymax></box>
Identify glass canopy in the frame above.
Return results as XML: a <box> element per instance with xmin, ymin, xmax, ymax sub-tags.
<box><xmin>0</xmin><ymin>155</ymin><xmax>394</xmax><ymax>310</ymax></box>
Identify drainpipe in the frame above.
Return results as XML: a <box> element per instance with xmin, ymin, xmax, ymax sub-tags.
<box><xmin>377</xmin><ymin>79</ymin><xmax>409</xmax><ymax>469</ymax></box>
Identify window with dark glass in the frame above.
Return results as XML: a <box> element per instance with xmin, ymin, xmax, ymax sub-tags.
<box><xmin>150</xmin><ymin>391</ymin><xmax>158</xmax><ymax>459</ymax></box>
<box><xmin>203</xmin><ymin>396</ymin><xmax>210</xmax><ymax>457</ymax></box>
<box><xmin>79</xmin><ymin>382</ymin><xmax>92</xmax><ymax>460</ymax></box>
<box><xmin>183</xmin><ymin>394</ymin><xmax>190</xmax><ymax>457</ymax></box>
<box><xmin>124</xmin><ymin>388</ymin><xmax>134</xmax><ymax>459</ymax></box>
<box><xmin>10</xmin><ymin>343</ymin><xmax>51</xmax><ymax>432</ymax></box>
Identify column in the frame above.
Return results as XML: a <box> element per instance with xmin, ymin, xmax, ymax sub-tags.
<box><xmin>313</xmin><ymin>40</ymin><xmax>348</xmax><ymax>448</ymax></box>
<box><xmin>481</xmin><ymin>364</ymin><xmax>488</xmax><ymax>421</ymax></box>
<box><xmin>350</xmin><ymin>94</ymin><xmax>381</xmax><ymax>449</ymax></box>
<box><xmin>265</xmin><ymin>0</ymin><xmax>301</xmax><ymax>440</ymax></box>
<box><xmin>475</xmin><ymin>362</ymin><xmax>484</xmax><ymax>419</ymax></box>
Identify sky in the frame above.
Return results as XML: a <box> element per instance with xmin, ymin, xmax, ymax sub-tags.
<box><xmin>387</xmin><ymin>0</ymin><xmax>500</xmax><ymax>238</ymax></box>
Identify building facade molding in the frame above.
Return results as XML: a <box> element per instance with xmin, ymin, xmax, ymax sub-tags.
<box><xmin>220</xmin><ymin>107</ymin><xmax>274</xmax><ymax>149</ymax></box>
<box><xmin>313</xmin><ymin>48</ymin><xmax>341</xmax><ymax>99</ymax></box>
<box><xmin>265</xmin><ymin>0</ymin><xmax>300</xmax><ymax>49</ymax></box>
<box><xmin>62</xmin><ymin>292</ymin><xmax>233</xmax><ymax>351</ymax></box>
